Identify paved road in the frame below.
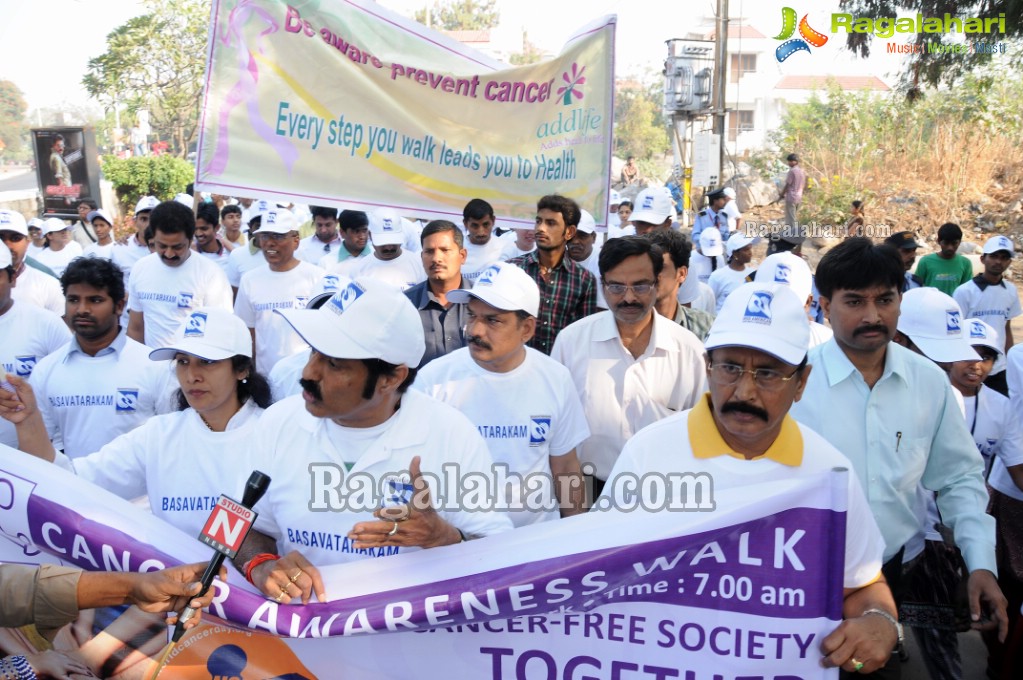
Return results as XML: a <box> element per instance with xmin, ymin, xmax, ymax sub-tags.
<box><xmin>0</xmin><ymin>167</ymin><xmax>37</xmax><ymax>193</ymax></box>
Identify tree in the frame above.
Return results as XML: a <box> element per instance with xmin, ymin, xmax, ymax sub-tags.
<box><xmin>509</xmin><ymin>32</ymin><xmax>545</xmax><ymax>66</ymax></box>
<box><xmin>83</xmin><ymin>0</ymin><xmax>208</xmax><ymax>157</ymax></box>
<box><xmin>840</xmin><ymin>0</ymin><xmax>1023</xmax><ymax>91</ymax></box>
<box><xmin>414</xmin><ymin>0</ymin><xmax>499</xmax><ymax>30</ymax></box>
<box><xmin>613</xmin><ymin>79</ymin><xmax>668</xmax><ymax>161</ymax></box>
<box><xmin>0</xmin><ymin>80</ymin><xmax>28</xmax><ymax>157</ymax></box>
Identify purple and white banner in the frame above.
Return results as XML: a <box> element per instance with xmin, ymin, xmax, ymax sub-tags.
<box><xmin>0</xmin><ymin>448</ymin><xmax>846</xmax><ymax>678</ymax></box>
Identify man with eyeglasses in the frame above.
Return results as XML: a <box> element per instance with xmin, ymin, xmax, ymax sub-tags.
<box><xmin>600</xmin><ymin>281</ymin><xmax>900</xmax><ymax>676</ymax></box>
<box><xmin>790</xmin><ymin>238</ymin><xmax>1008</xmax><ymax>675</ymax></box>
<box><xmin>235</xmin><ymin>209</ymin><xmax>326</xmax><ymax>373</ymax></box>
<box><xmin>0</xmin><ymin>210</ymin><xmax>64</xmax><ymax>315</ymax></box>
<box><xmin>126</xmin><ymin>201</ymin><xmax>233</xmax><ymax>348</ymax></box>
<box><xmin>552</xmin><ymin>236</ymin><xmax>705</xmax><ymax>498</ymax></box>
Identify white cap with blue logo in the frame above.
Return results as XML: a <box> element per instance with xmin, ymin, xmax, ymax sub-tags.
<box><xmin>448</xmin><ymin>262</ymin><xmax>540</xmax><ymax>316</ymax></box>
<box><xmin>754</xmin><ymin>252</ymin><xmax>813</xmax><ymax>304</ymax></box>
<box><xmin>982</xmin><ymin>235</ymin><xmax>1014</xmax><ymax>256</ymax></box>
<box><xmin>277</xmin><ymin>276</ymin><xmax>425</xmax><ymax>367</ymax></box>
<box><xmin>896</xmin><ymin>287</ymin><xmax>979</xmax><ymax>363</ymax></box>
<box><xmin>369</xmin><ymin>208</ymin><xmax>406</xmax><ymax>246</ymax></box>
<box><xmin>149</xmin><ymin>308</ymin><xmax>253</xmax><ymax>361</ymax></box>
<box><xmin>963</xmin><ymin>317</ymin><xmax>1002</xmax><ymax>356</ymax></box>
<box><xmin>705</xmin><ymin>282</ymin><xmax>810</xmax><ymax>365</ymax></box>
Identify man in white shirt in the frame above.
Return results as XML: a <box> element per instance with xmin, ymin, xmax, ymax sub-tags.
<box><xmin>0</xmin><ymin>210</ymin><xmax>64</xmax><ymax>315</ymax></box>
<box><xmin>755</xmin><ymin>252</ymin><xmax>832</xmax><ymax>348</ymax></box>
<box><xmin>460</xmin><ymin>199</ymin><xmax>506</xmax><ymax>284</ymax></box>
<box><xmin>953</xmin><ymin>235</ymin><xmax>1021</xmax><ymax>396</ymax></box>
<box><xmin>416</xmin><ymin>262</ymin><xmax>588</xmax><ymax>526</ymax></box>
<box><xmin>551</xmin><ymin>236</ymin><xmax>706</xmax><ymax>497</ymax></box>
<box><xmin>193</xmin><ymin>203</ymin><xmax>230</xmax><ymax>273</ymax></box>
<box><xmin>709</xmin><ymin>232</ymin><xmax>757</xmax><ymax>313</ymax></box>
<box><xmin>296</xmin><ymin>206</ymin><xmax>343</xmax><ymax>265</ymax></box>
<box><xmin>499</xmin><ymin>225</ymin><xmax>536</xmax><ymax>261</ymax></box>
<box><xmin>600</xmin><ymin>281</ymin><xmax>900</xmax><ymax>676</ymax></box>
<box><xmin>565</xmin><ymin>210</ymin><xmax>605</xmax><ymax>308</ymax></box>
<box><xmin>230</xmin><ymin>277</ymin><xmax>513</xmax><ymax>602</ymax></box>
<box><xmin>317</xmin><ymin>209</ymin><xmax>371</xmax><ymax>271</ymax></box>
<box><xmin>789</xmin><ymin>237</ymin><xmax>1008</xmax><ymax>644</ymax></box>
<box><xmin>628</xmin><ymin>187</ymin><xmax>674</xmax><ymax>236</ymax></box>
<box><xmin>29</xmin><ymin>257</ymin><xmax>166</xmax><ymax>458</ymax></box>
<box><xmin>72</xmin><ymin>200</ymin><xmax>100</xmax><ymax>248</ymax></box>
<box><xmin>226</xmin><ymin>209</ymin><xmax>268</xmax><ymax>293</ymax></box>
<box><xmin>347</xmin><ymin>209</ymin><xmax>426</xmax><ymax>291</ymax></box>
<box><xmin>234</xmin><ymin>209</ymin><xmax>325</xmax><ymax>373</ymax></box>
<box><xmin>127</xmin><ymin>201</ymin><xmax>233</xmax><ymax>348</ymax></box>
<box><xmin>0</xmin><ymin>241</ymin><xmax>71</xmax><ymax>449</ymax></box>
<box><xmin>719</xmin><ymin>187</ymin><xmax>742</xmax><ymax>233</ymax></box>
<box><xmin>112</xmin><ymin>196</ymin><xmax>159</xmax><ymax>278</ymax></box>
<box><xmin>83</xmin><ymin>209</ymin><xmax>115</xmax><ymax>260</ymax></box>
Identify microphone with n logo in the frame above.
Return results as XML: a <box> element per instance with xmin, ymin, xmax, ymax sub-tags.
<box><xmin>171</xmin><ymin>470</ymin><xmax>270</xmax><ymax>642</ymax></box>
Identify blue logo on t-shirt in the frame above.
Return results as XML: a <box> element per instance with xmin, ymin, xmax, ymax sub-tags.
<box><xmin>185</xmin><ymin>311</ymin><xmax>207</xmax><ymax>337</ymax></box>
<box><xmin>946</xmin><ymin>310</ymin><xmax>961</xmax><ymax>334</ymax></box>
<box><xmin>177</xmin><ymin>292</ymin><xmax>194</xmax><ymax>309</ymax></box>
<box><xmin>529</xmin><ymin>416</ymin><xmax>551</xmax><ymax>446</ymax></box>
<box><xmin>116</xmin><ymin>388</ymin><xmax>139</xmax><ymax>413</ymax></box>
<box><xmin>744</xmin><ymin>291</ymin><xmax>773</xmax><ymax>323</ymax></box>
<box><xmin>15</xmin><ymin>356</ymin><xmax>37</xmax><ymax>377</ymax></box>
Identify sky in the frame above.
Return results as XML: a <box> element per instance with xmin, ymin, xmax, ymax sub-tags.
<box><xmin>0</xmin><ymin>0</ymin><xmax>911</xmax><ymax>112</ymax></box>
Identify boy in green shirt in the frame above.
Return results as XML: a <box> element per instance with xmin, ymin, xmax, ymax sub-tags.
<box><xmin>915</xmin><ymin>222</ymin><xmax>975</xmax><ymax>296</ymax></box>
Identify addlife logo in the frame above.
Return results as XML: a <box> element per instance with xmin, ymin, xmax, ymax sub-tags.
<box><xmin>774</xmin><ymin>7</ymin><xmax>829</xmax><ymax>62</ymax></box>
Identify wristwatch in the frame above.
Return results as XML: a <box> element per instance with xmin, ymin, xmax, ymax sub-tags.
<box><xmin>862</xmin><ymin>607</ymin><xmax>905</xmax><ymax>652</ymax></box>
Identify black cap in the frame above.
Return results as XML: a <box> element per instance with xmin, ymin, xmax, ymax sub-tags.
<box><xmin>706</xmin><ymin>188</ymin><xmax>726</xmax><ymax>202</ymax></box>
<box><xmin>884</xmin><ymin>231</ymin><xmax>919</xmax><ymax>249</ymax></box>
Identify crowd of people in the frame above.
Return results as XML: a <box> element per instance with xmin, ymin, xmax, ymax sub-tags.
<box><xmin>0</xmin><ymin>171</ymin><xmax>1021</xmax><ymax>679</ymax></box>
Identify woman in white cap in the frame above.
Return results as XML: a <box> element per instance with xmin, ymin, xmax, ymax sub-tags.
<box><xmin>0</xmin><ymin>308</ymin><xmax>271</xmax><ymax>535</ymax></box>
<box><xmin>33</xmin><ymin>218</ymin><xmax>83</xmax><ymax>277</ymax></box>
<box><xmin>26</xmin><ymin>218</ymin><xmax>46</xmax><ymax>259</ymax></box>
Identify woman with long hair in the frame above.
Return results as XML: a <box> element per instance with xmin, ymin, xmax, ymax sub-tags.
<box><xmin>0</xmin><ymin>307</ymin><xmax>271</xmax><ymax>535</ymax></box>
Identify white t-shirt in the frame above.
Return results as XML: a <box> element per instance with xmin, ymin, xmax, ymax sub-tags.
<box><xmin>198</xmin><ymin>247</ymin><xmax>231</xmax><ymax>275</ymax></box>
<box><xmin>678</xmin><ymin>281</ymin><xmax>717</xmax><ymax>316</ymax></box>
<box><xmin>127</xmin><ymin>252</ymin><xmax>233</xmax><ymax>348</ymax></box>
<box><xmin>569</xmin><ymin>246</ymin><xmax>606</xmax><ymax>309</ymax></box>
<box><xmin>689</xmin><ymin>251</ymin><xmax>726</xmax><ymax>285</ymax></box>
<box><xmin>809</xmin><ymin>321</ymin><xmax>834</xmax><ymax>348</ymax></box>
<box><xmin>953</xmin><ymin>278</ymin><xmax>1022</xmax><ymax>374</ymax></box>
<box><xmin>269</xmin><ymin>348</ymin><xmax>310</xmax><ymax>403</ymax></box>
<box><xmin>55</xmin><ymin>401</ymin><xmax>264</xmax><ymax>534</ymax></box>
<box><xmin>960</xmin><ymin>385</ymin><xmax>1021</xmax><ymax>479</ymax></box>
<box><xmin>83</xmin><ymin>242</ymin><xmax>114</xmax><ymax>260</ymax></box>
<box><xmin>499</xmin><ymin>240</ymin><xmax>535</xmax><ymax>261</ymax></box>
<box><xmin>250</xmin><ymin>391</ymin><xmax>513</xmax><ymax>565</ymax></box>
<box><xmin>606</xmin><ymin>223</ymin><xmax>636</xmax><ymax>240</ymax></box>
<box><xmin>27</xmin><ymin>243</ymin><xmax>45</xmax><ymax>260</ymax></box>
<box><xmin>708</xmin><ymin>265</ymin><xmax>752</xmax><ymax>313</ymax></box>
<box><xmin>226</xmin><ymin>246</ymin><xmax>266</xmax><ymax>288</ymax></box>
<box><xmin>0</xmin><ymin>302</ymin><xmax>71</xmax><ymax>448</ymax></box>
<box><xmin>12</xmin><ymin>264</ymin><xmax>65</xmax><ymax>316</ymax></box>
<box><xmin>348</xmin><ymin>250</ymin><xmax>426</xmax><ymax>291</ymax></box>
<box><xmin>415</xmin><ymin>347</ymin><xmax>590</xmax><ymax>526</ymax></box>
<box><xmin>461</xmin><ymin>239</ymin><xmax>506</xmax><ymax>284</ymax></box>
<box><xmin>550</xmin><ymin>311</ymin><xmax>707</xmax><ymax>479</ymax></box>
<box><xmin>296</xmin><ymin>234</ymin><xmax>342</xmax><ymax>265</ymax></box>
<box><xmin>720</xmin><ymin>200</ymin><xmax>742</xmax><ymax>233</ymax></box>
<box><xmin>111</xmin><ymin>238</ymin><xmax>151</xmax><ymax>276</ymax></box>
<box><xmin>33</xmin><ymin>242</ymin><xmax>83</xmax><ymax>278</ymax></box>
<box><xmin>30</xmin><ymin>331</ymin><xmax>168</xmax><ymax>458</ymax></box>
<box><xmin>235</xmin><ymin>261</ymin><xmax>325</xmax><ymax>373</ymax></box>
<box><xmin>601</xmin><ymin>402</ymin><xmax>884</xmax><ymax>590</ymax></box>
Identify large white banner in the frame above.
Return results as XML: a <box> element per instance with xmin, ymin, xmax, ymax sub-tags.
<box><xmin>0</xmin><ymin>449</ymin><xmax>846</xmax><ymax>678</ymax></box>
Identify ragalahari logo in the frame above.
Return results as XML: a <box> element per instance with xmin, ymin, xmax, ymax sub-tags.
<box><xmin>774</xmin><ymin>7</ymin><xmax>829</xmax><ymax>62</ymax></box>
<box><xmin>557</xmin><ymin>63</ymin><xmax>586</xmax><ymax>106</ymax></box>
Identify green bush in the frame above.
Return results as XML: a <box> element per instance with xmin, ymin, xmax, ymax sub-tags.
<box><xmin>100</xmin><ymin>155</ymin><xmax>196</xmax><ymax>209</ymax></box>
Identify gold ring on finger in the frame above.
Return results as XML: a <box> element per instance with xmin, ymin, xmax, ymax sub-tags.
<box><xmin>388</xmin><ymin>521</ymin><xmax>399</xmax><ymax>536</ymax></box>
<box><xmin>850</xmin><ymin>658</ymin><xmax>864</xmax><ymax>672</ymax></box>
<box><xmin>274</xmin><ymin>588</ymin><xmax>288</xmax><ymax>603</ymax></box>
<box><xmin>290</xmin><ymin>569</ymin><xmax>302</xmax><ymax>583</ymax></box>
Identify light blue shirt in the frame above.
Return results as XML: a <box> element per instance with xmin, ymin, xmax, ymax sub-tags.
<box><xmin>691</xmin><ymin>207</ymin><xmax>728</xmax><ymax>248</ymax></box>
<box><xmin>791</xmin><ymin>339</ymin><xmax>995</xmax><ymax>572</ymax></box>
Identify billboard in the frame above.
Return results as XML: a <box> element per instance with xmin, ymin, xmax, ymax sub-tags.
<box><xmin>31</xmin><ymin>127</ymin><xmax>103</xmax><ymax>218</ymax></box>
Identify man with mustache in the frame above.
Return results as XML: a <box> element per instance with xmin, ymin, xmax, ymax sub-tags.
<box><xmin>790</xmin><ymin>237</ymin><xmax>1008</xmax><ymax>675</ymax></box>
<box><xmin>23</xmin><ymin>257</ymin><xmax>166</xmax><ymax>458</ymax></box>
<box><xmin>127</xmin><ymin>201</ymin><xmax>233</xmax><ymax>348</ymax></box>
<box><xmin>416</xmin><ymin>262</ymin><xmax>589</xmax><ymax>525</ymax></box>
<box><xmin>231</xmin><ymin>277</ymin><xmax>512</xmax><ymax>602</ymax></box>
<box><xmin>601</xmin><ymin>282</ymin><xmax>899</xmax><ymax>676</ymax></box>
<box><xmin>404</xmin><ymin>220</ymin><xmax>471</xmax><ymax>369</ymax></box>
<box><xmin>551</xmin><ymin>236</ymin><xmax>705</xmax><ymax>499</ymax></box>
<box><xmin>347</xmin><ymin>208</ymin><xmax>426</xmax><ymax>292</ymax></box>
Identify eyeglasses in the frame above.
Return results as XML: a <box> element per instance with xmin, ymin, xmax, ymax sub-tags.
<box><xmin>707</xmin><ymin>362</ymin><xmax>801</xmax><ymax>391</ymax></box>
<box><xmin>602</xmin><ymin>281</ymin><xmax>656</xmax><ymax>296</ymax></box>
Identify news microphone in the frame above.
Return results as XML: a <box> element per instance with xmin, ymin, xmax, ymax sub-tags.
<box><xmin>171</xmin><ymin>470</ymin><xmax>270</xmax><ymax>642</ymax></box>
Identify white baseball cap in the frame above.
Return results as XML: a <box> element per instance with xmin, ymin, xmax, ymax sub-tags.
<box><xmin>255</xmin><ymin>209</ymin><xmax>298</xmax><ymax>235</ymax></box>
<box><xmin>754</xmin><ymin>252</ymin><xmax>813</xmax><ymax>304</ymax></box>
<box><xmin>41</xmin><ymin>217</ymin><xmax>70</xmax><ymax>236</ymax></box>
<box><xmin>149</xmin><ymin>308</ymin><xmax>253</xmax><ymax>361</ymax></box>
<box><xmin>608</xmin><ymin>190</ymin><xmax>622</xmax><ymax>207</ymax></box>
<box><xmin>896</xmin><ymin>288</ymin><xmax>979</xmax><ymax>363</ymax></box>
<box><xmin>277</xmin><ymin>277</ymin><xmax>425</xmax><ymax>367</ymax></box>
<box><xmin>369</xmin><ymin>208</ymin><xmax>405</xmax><ymax>246</ymax></box>
<box><xmin>0</xmin><ymin>210</ymin><xmax>28</xmax><ymax>236</ymax></box>
<box><xmin>963</xmin><ymin>318</ymin><xmax>1002</xmax><ymax>356</ymax></box>
<box><xmin>725</xmin><ymin>232</ymin><xmax>758</xmax><ymax>258</ymax></box>
<box><xmin>448</xmin><ymin>262</ymin><xmax>540</xmax><ymax>316</ymax></box>
<box><xmin>0</xmin><ymin>241</ymin><xmax>12</xmax><ymax>269</ymax></box>
<box><xmin>576</xmin><ymin>209</ymin><xmax>596</xmax><ymax>235</ymax></box>
<box><xmin>676</xmin><ymin>268</ymin><xmax>702</xmax><ymax>305</ymax></box>
<box><xmin>706</xmin><ymin>282</ymin><xmax>810</xmax><ymax>365</ymax></box>
<box><xmin>699</xmin><ymin>228</ymin><xmax>724</xmax><ymax>257</ymax></box>
<box><xmin>174</xmin><ymin>193</ymin><xmax>194</xmax><ymax>209</ymax></box>
<box><xmin>87</xmin><ymin>209</ymin><xmax>114</xmax><ymax>226</ymax></box>
<box><xmin>982</xmin><ymin>235</ymin><xmax>1014</xmax><ymax>256</ymax></box>
<box><xmin>27</xmin><ymin>218</ymin><xmax>44</xmax><ymax>232</ymax></box>
<box><xmin>134</xmin><ymin>196</ymin><xmax>160</xmax><ymax>215</ymax></box>
<box><xmin>723</xmin><ymin>187</ymin><xmax>737</xmax><ymax>199</ymax></box>
<box><xmin>630</xmin><ymin>188</ymin><xmax>674</xmax><ymax>224</ymax></box>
